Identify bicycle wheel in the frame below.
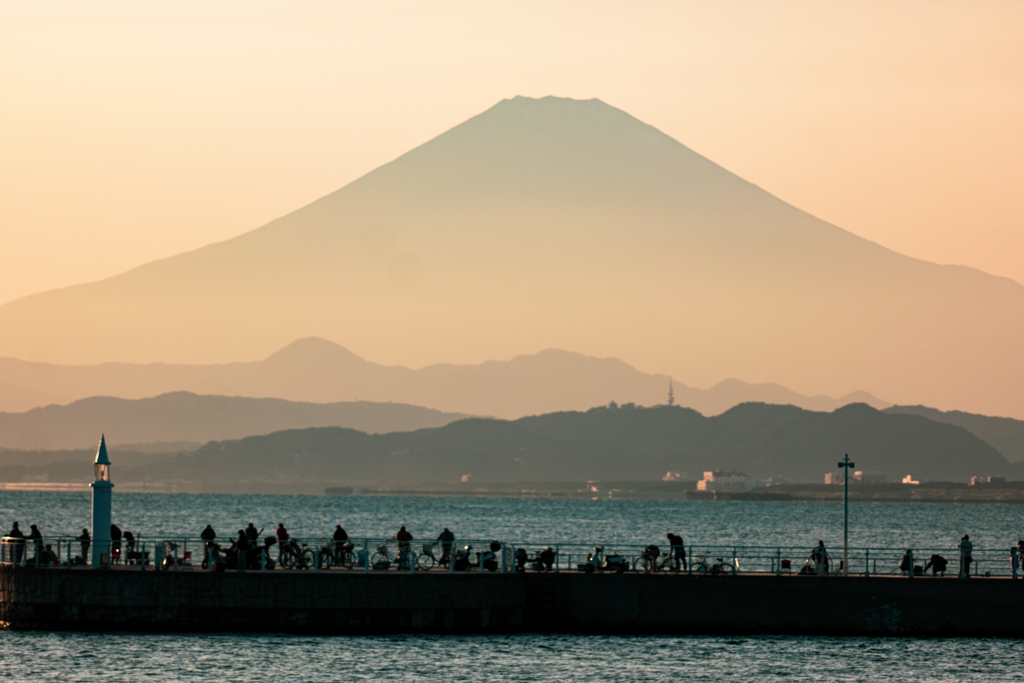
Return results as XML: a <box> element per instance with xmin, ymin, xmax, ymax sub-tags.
<box><xmin>633</xmin><ymin>556</ymin><xmax>648</xmax><ymax>572</ymax></box>
<box><xmin>660</xmin><ymin>558</ymin><xmax>680</xmax><ymax>574</ymax></box>
<box><xmin>370</xmin><ymin>551</ymin><xmax>388</xmax><ymax>569</ymax></box>
<box><xmin>302</xmin><ymin>549</ymin><xmax>314</xmax><ymax>569</ymax></box>
<box><xmin>280</xmin><ymin>551</ymin><xmax>296</xmax><ymax>570</ymax></box>
<box><xmin>417</xmin><ymin>552</ymin><xmax>437</xmax><ymax>570</ymax></box>
<box><xmin>340</xmin><ymin>551</ymin><xmax>355</xmax><ymax>569</ymax></box>
<box><xmin>318</xmin><ymin>551</ymin><xmax>332</xmax><ymax>570</ymax></box>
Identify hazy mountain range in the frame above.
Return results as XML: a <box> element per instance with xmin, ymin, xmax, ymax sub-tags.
<box><xmin>0</xmin><ymin>392</ymin><xmax>470</xmax><ymax>451</ymax></box>
<box><xmin>108</xmin><ymin>403</ymin><xmax>1013</xmax><ymax>488</ymax></box>
<box><xmin>0</xmin><ymin>96</ymin><xmax>1020</xmax><ymax>418</ymax></box>
<box><xmin>0</xmin><ymin>338</ymin><xmax>888</xmax><ymax>435</ymax></box>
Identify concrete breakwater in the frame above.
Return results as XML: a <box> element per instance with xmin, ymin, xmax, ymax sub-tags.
<box><xmin>2</xmin><ymin>567</ymin><xmax>1023</xmax><ymax>636</ymax></box>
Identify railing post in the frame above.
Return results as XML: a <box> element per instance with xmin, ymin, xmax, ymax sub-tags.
<box><xmin>555</xmin><ymin>546</ymin><xmax>560</xmax><ymax>573</ymax></box>
<box><xmin>776</xmin><ymin>548</ymin><xmax>781</xmax><ymax>576</ymax></box>
<box><xmin>864</xmin><ymin>549</ymin><xmax>869</xmax><ymax>578</ymax></box>
<box><xmin>908</xmin><ymin>549</ymin><xmax>913</xmax><ymax>579</ymax></box>
<box><xmin>364</xmin><ymin>540</ymin><xmax>369</xmax><ymax>574</ymax></box>
<box><xmin>315</xmin><ymin>548</ymin><xmax>320</xmax><ymax>574</ymax></box>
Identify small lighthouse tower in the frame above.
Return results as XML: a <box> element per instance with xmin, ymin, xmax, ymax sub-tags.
<box><xmin>91</xmin><ymin>434</ymin><xmax>113</xmax><ymax>568</ymax></box>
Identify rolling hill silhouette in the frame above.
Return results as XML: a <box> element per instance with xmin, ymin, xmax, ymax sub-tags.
<box><xmin>0</xmin><ymin>337</ymin><xmax>887</xmax><ymax>419</ymax></box>
<box><xmin>885</xmin><ymin>405</ymin><xmax>1024</xmax><ymax>463</ymax></box>
<box><xmin>1</xmin><ymin>96</ymin><xmax>1021</xmax><ymax>417</ymax></box>
<box><xmin>0</xmin><ymin>391</ymin><xmax>471</xmax><ymax>451</ymax></box>
<box><xmin>121</xmin><ymin>403</ymin><xmax>1011</xmax><ymax>487</ymax></box>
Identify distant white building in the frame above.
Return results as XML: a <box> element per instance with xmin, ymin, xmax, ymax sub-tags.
<box><xmin>697</xmin><ymin>470</ymin><xmax>759</xmax><ymax>492</ymax></box>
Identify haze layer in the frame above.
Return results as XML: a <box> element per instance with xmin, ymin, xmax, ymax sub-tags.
<box><xmin>1</xmin><ymin>96</ymin><xmax>1021</xmax><ymax>416</ymax></box>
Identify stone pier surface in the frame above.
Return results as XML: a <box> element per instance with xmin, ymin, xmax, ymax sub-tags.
<box><xmin>2</xmin><ymin>567</ymin><xmax>1022</xmax><ymax>636</ymax></box>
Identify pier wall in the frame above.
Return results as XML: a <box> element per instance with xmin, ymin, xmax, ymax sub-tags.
<box><xmin>2</xmin><ymin>567</ymin><xmax>1022</xmax><ymax>636</ymax></box>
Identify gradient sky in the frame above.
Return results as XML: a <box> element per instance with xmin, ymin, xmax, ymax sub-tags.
<box><xmin>1</xmin><ymin>0</ymin><xmax>1021</xmax><ymax>307</ymax></box>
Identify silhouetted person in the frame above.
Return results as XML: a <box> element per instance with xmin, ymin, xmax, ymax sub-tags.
<box><xmin>395</xmin><ymin>525</ymin><xmax>413</xmax><ymax>551</ymax></box>
<box><xmin>201</xmin><ymin>525</ymin><xmax>216</xmax><ymax>542</ymax></box>
<box><xmin>332</xmin><ymin>524</ymin><xmax>348</xmax><ymax>557</ymax></box>
<box><xmin>28</xmin><ymin>524</ymin><xmax>42</xmax><ymax>564</ymax></box>
<box><xmin>641</xmin><ymin>544</ymin><xmax>661</xmax><ymax>572</ymax></box>
<box><xmin>6</xmin><ymin>522</ymin><xmax>24</xmax><ymax>564</ymax></box>
<box><xmin>900</xmin><ymin>550</ymin><xmax>913</xmax><ymax>575</ymax></box>
<box><xmin>667</xmin><ymin>533</ymin><xmax>687</xmax><ymax>571</ymax></box>
<box><xmin>276</xmin><ymin>523</ymin><xmax>289</xmax><ymax>562</ymax></box>
<box><xmin>959</xmin><ymin>535</ymin><xmax>973</xmax><ymax>578</ymax></box>
<box><xmin>437</xmin><ymin>527</ymin><xmax>455</xmax><ymax>566</ymax></box>
<box><xmin>395</xmin><ymin>526</ymin><xmax>413</xmax><ymax>568</ymax></box>
<box><xmin>78</xmin><ymin>529</ymin><xmax>90</xmax><ymax>561</ymax></box>
<box><xmin>811</xmin><ymin>541</ymin><xmax>828</xmax><ymax>575</ymax></box>
<box><xmin>245</xmin><ymin>523</ymin><xmax>258</xmax><ymax>550</ymax></box>
<box><xmin>538</xmin><ymin>547</ymin><xmax>556</xmax><ymax>572</ymax></box>
<box><xmin>124</xmin><ymin>530</ymin><xmax>136</xmax><ymax>555</ymax></box>
<box><xmin>923</xmin><ymin>554</ymin><xmax>947</xmax><ymax>576</ymax></box>
<box><xmin>40</xmin><ymin>544</ymin><xmax>58</xmax><ymax>565</ymax></box>
<box><xmin>514</xmin><ymin>547</ymin><xmax>528</xmax><ymax>572</ymax></box>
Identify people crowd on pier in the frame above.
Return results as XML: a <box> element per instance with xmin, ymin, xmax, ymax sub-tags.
<box><xmin>5</xmin><ymin>519</ymin><xmax>1024</xmax><ymax>580</ymax></box>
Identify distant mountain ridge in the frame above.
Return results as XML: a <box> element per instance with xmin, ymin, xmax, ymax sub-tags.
<box><xmin>884</xmin><ymin>405</ymin><xmax>1024</xmax><ymax>463</ymax></box>
<box><xmin>0</xmin><ymin>391</ymin><xmax>472</xmax><ymax>451</ymax></box>
<box><xmin>0</xmin><ymin>96</ymin><xmax>1020</xmax><ymax>417</ymax></box>
<box><xmin>120</xmin><ymin>402</ymin><xmax>1011</xmax><ymax>488</ymax></box>
<box><xmin>0</xmin><ymin>337</ymin><xmax>889</xmax><ymax>420</ymax></box>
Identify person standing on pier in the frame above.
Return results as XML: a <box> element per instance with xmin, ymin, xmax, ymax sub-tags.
<box><xmin>28</xmin><ymin>524</ymin><xmax>42</xmax><ymax>564</ymax></box>
<box><xmin>437</xmin><ymin>528</ymin><xmax>455</xmax><ymax>567</ymax></box>
<box><xmin>959</xmin><ymin>535</ymin><xmax>973</xmax><ymax>578</ymax></box>
<box><xmin>78</xmin><ymin>529</ymin><xmax>90</xmax><ymax>562</ymax></box>
<box><xmin>245</xmin><ymin>523</ymin><xmax>258</xmax><ymax>550</ymax></box>
<box><xmin>276</xmin><ymin>523</ymin><xmax>289</xmax><ymax>562</ymax></box>
<box><xmin>667</xmin><ymin>533</ymin><xmax>687</xmax><ymax>572</ymax></box>
<box><xmin>811</xmin><ymin>541</ymin><xmax>829</xmax><ymax>575</ymax></box>
<box><xmin>6</xmin><ymin>522</ymin><xmax>25</xmax><ymax>564</ymax></box>
<box><xmin>395</xmin><ymin>526</ymin><xmax>413</xmax><ymax>567</ymax></box>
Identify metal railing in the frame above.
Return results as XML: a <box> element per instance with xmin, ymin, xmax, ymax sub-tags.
<box><xmin>2</xmin><ymin>536</ymin><xmax>1018</xmax><ymax>579</ymax></box>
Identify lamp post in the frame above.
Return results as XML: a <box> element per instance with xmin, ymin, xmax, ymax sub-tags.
<box><xmin>91</xmin><ymin>434</ymin><xmax>113</xmax><ymax>569</ymax></box>
<box><xmin>837</xmin><ymin>453</ymin><xmax>855</xmax><ymax>577</ymax></box>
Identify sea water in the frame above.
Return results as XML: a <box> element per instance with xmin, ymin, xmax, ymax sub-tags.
<box><xmin>1</xmin><ymin>491</ymin><xmax>1023</xmax><ymax>682</ymax></box>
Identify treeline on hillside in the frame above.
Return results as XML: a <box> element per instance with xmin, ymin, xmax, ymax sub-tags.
<box><xmin>113</xmin><ymin>402</ymin><xmax>1012</xmax><ymax>486</ymax></box>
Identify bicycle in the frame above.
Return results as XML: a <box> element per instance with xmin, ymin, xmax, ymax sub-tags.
<box><xmin>279</xmin><ymin>539</ymin><xmax>313</xmax><ymax>570</ymax></box>
<box><xmin>317</xmin><ymin>541</ymin><xmax>355</xmax><ymax>570</ymax></box>
<box><xmin>415</xmin><ymin>542</ymin><xmax>443</xmax><ymax>570</ymax></box>
<box><xmin>690</xmin><ymin>552</ymin><xmax>736</xmax><ymax>576</ymax></box>
<box><xmin>370</xmin><ymin>542</ymin><xmax>415</xmax><ymax>570</ymax></box>
<box><xmin>633</xmin><ymin>547</ymin><xmax>672</xmax><ymax>573</ymax></box>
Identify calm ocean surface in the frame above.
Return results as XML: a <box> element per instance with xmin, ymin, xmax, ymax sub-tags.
<box><xmin>2</xmin><ymin>491</ymin><xmax>1023</xmax><ymax>681</ymax></box>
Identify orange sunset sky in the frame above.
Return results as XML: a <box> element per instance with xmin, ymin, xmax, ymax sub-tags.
<box><xmin>1</xmin><ymin>0</ymin><xmax>1021</xmax><ymax>309</ymax></box>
